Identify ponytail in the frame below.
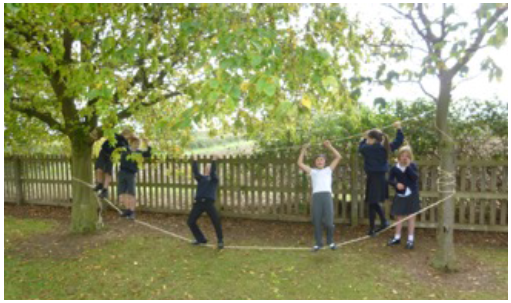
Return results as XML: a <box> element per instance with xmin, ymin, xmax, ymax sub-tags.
<box><xmin>368</xmin><ymin>129</ymin><xmax>391</xmax><ymax>157</ymax></box>
<box><xmin>382</xmin><ymin>133</ymin><xmax>391</xmax><ymax>158</ymax></box>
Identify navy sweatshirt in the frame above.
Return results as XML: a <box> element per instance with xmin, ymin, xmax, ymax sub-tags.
<box><xmin>99</xmin><ymin>134</ymin><xmax>129</xmax><ymax>159</ymax></box>
<box><xmin>358</xmin><ymin>129</ymin><xmax>404</xmax><ymax>173</ymax></box>
<box><xmin>119</xmin><ymin>146</ymin><xmax>152</xmax><ymax>174</ymax></box>
<box><xmin>192</xmin><ymin>161</ymin><xmax>219</xmax><ymax>202</ymax></box>
<box><xmin>388</xmin><ymin>162</ymin><xmax>420</xmax><ymax>195</ymax></box>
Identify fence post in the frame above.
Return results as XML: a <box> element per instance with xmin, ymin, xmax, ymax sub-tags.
<box><xmin>14</xmin><ymin>156</ymin><xmax>24</xmax><ymax>204</ymax></box>
<box><xmin>350</xmin><ymin>152</ymin><xmax>359</xmax><ymax>226</ymax></box>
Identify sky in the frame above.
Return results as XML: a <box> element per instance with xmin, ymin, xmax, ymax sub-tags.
<box><xmin>344</xmin><ymin>3</ymin><xmax>508</xmax><ymax>106</ymax></box>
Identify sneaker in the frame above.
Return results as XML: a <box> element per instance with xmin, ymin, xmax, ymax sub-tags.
<box><xmin>311</xmin><ymin>245</ymin><xmax>321</xmax><ymax>252</ymax></box>
<box><xmin>329</xmin><ymin>243</ymin><xmax>337</xmax><ymax>250</ymax></box>
<box><xmin>191</xmin><ymin>240</ymin><xmax>207</xmax><ymax>246</ymax></box>
<box><xmin>367</xmin><ymin>229</ymin><xmax>376</xmax><ymax>237</ymax></box>
<box><xmin>127</xmin><ymin>212</ymin><xmax>136</xmax><ymax>220</ymax></box>
<box><xmin>405</xmin><ymin>240</ymin><xmax>414</xmax><ymax>250</ymax></box>
<box><xmin>387</xmin><ymin>237</ymin><xmax>401</xmax><ymax>246</ymax></box>
<box><xmin>93</xmin><ymin>183</ymin><xmax>104</xmax><ymax>192</ymax></box>
<box><xmin>218</xmin><ymin>242</ymin><xmax>224</xmax><ymax>250</ymax></box>
<box><xmin>98</xmin><ymin>189</ymin><xmax>108</xmax><ymax>199</ymax></box>
<box><xmin>120</xmin><ymin>209</ymin><xmax>131</xmax><ymax>217</ymax></box>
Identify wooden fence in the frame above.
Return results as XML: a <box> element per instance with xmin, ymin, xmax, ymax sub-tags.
<box><xmin>3</xmin><ymin>154</ymin><xmax>508</xmax><ymax>232</ymax></box>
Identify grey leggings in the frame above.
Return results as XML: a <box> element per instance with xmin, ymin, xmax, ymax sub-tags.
<box><xmin>312</xmin><ymin>192</ymin><xmax>335</xmax><ymax>247</ymax></box>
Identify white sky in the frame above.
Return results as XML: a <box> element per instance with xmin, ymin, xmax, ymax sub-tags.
<box><xmin>345</xmin><ymin>3</ymin><xmax>508</xmax><ymax>106</ymax></box>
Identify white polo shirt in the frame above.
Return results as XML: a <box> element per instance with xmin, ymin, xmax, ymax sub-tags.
<box><xmin>310</xmin><ymin>167</ymin><xmax>333</xmax><ymax>194</ymax></box>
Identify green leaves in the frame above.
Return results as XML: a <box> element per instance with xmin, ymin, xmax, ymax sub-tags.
<box><xmin>256</xmin><ymin>76</ymin><xmax>278</xmax><ymax>97</ymax></box>
<box><xmin>250</xmin><ymin>55</ymin><xmax>263</xmax><ymax>67</ymax></box>
<box><xmin>322</xmin><ymin>75</ymin><xmax>339</xmax><ymax>93</ymax></box>
<box><xmin>5</xmin><ymin>3</ymin><xmax>367</xmax><ymax>155</ymax></box>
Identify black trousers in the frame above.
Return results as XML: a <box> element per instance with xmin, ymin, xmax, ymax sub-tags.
<box><xmin>369</xmin><ymin>203</ymin><xmax>386</xmax><ymax>230</ymax></box>
<box><xmin>187</xmin><ymin>199</ymin><xmax>223</xmax><ymax>243</ymax></box>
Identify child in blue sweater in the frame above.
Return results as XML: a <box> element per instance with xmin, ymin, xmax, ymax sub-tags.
<box><xmin>387</xmin><ymin>146</ymin><xmax>421</xmax><ymax>249</ymax></box>
<box><xmin>118</xmin><ymin>137</ymin><xmax>152</xmax><ymax>219</ymax></box>
<box><xmin>359</xmin><ymin>122</ymin><xmax>404</xmax><ymax>236</ymax></box>
<box><xmin>187</xmin><ymin>154</ymin><xmax>224</xmax><ymax>249</ymax></box>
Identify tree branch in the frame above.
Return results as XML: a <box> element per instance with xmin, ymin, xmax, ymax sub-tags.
<box><xmin>417</xmin><ymin>4</ymin><xmax>440</xmax><ymax>43</ymax></box>
<box><xmin>367</xmin><ymin>42</ymin><xmax>428</xmax><ymax>54</ymax></box>
<box><xmin>10</xmin><ymin>98</ymin><xmax>66</xmax><ymax>134</ymax></box>
<box><xmin>396</xmin><ymin>79</ymin><xmax>438</xmax><ymax>102</ymax></box>
<box><xmin>449</xmin><ymin>6</ymin><xmax>507</xmax><ymax>77</ymax></box>
<box><xmin>384</xmin><ymin>4</ymin><xmax>434</xmax><ymax>54</ymax></box>
<box><xmin>117</xmin><ymin>91</ymin><xmax>182</xmax><ymax>121</ymax></box>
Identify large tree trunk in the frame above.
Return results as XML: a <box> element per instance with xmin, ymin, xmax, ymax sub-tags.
<box><xmin>432</xmin><ymin>76</ymin><xmax>457</xmax><ymax>271</ymax></box>
<box><xmin>70</xmin><ymin>135</ymin><xmax>99</xmax><ymax>233</ymax></box>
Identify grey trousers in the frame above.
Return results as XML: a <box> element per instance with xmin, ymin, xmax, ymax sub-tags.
<box><xmin>312</xmin><ymin>192</ymin><xmax>335</xmax><ymax>247</ymax></box>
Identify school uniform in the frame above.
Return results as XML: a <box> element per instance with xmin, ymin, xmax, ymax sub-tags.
<box><xmin>95</xmin><ymin>134</ymin><xmax>129</xmax><ymax>175</ymax></box>
<box><xmin>388</xmin><ymin>162</ymin><xmax>421</xmax><ymax>216</ymax></box>
<box><xmin>358</xmin><ymin>129</ymin><xmax>404</xmax><ymax>232</ymax></box>
<box><xmin>309</xmin><ymin>167</ymin><xmax>335</xmax><ymax>247</ymax></box>
<box><xmin>358</xmin><ymin>129</ymin><xmax>404</xmax><ymax>204</ymax></box>
<box><xmin>117</xmin><ymin>146</ymin><xmax>152</xmax><ymax>196</ymax></box>
<box><xmin>187</xmin><ymin>161</ymin><xmax>223</xmax><ymax>244</ymax></box>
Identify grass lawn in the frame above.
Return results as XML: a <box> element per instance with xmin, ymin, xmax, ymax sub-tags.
<box><xmin>4</xmin><ymin>205</ymin><xmax>508</xmax><ymax>300</ymax></box>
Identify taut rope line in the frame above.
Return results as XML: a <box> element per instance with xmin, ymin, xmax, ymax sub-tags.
<box><xmin>73</xmin><ymin>173</ymin><xmax>455</xmax><ymax>251</ymax></box>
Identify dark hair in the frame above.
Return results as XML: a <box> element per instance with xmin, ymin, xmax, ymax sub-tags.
<box><xmin>315</xmin><ymin>154</ymin><xmax>327</xmax><ymax>161</ymax></box>
<box><xmin>367</xmin><ymin>129</ymin><xmax>391</xmax><ymax>156</ymax></box>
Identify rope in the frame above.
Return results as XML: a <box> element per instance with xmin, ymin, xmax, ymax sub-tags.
<box><xmin>226</xmin><ymin>108</ymin><xmax>437</xmax><ymax>154</ymax></box>
<box><xmin>95</xmin><ymin>194</ymin><xmax>104</xmax><ymax>229</ymax></box>
<box><xmin>73</xmin><ymin>174</ymin><xmax>455</xmax><ymax>251</ymax></box>
<box><xmin>71</xmin><ymin>109</ymin><xmax>459</xmax><ymax>251</ymax></box>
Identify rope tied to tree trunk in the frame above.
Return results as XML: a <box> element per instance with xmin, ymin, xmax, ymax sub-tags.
<box><xmin>72</xmin><ymin>112</ymin><xmax>459</xmax><ymax>251</ymax></box>
<box><xmin>73</xmin><ymin>176</ymin><xmax>456</xmax><ymax>251</ymax></box>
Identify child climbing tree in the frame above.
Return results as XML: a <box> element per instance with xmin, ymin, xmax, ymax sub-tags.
<box><xmin>4</xmin><ymin>3</ymin><xmax>366</xmax><ymax>233</ymax></box>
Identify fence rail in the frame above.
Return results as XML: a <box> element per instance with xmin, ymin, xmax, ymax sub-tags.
<box><xmin>4</xmin><ymin>154</ymin><xmax>508</xmax><ymax>232</ymax></box>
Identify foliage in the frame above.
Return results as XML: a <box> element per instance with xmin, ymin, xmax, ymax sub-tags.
<box><xmin>254</xmin><ymin>98</ymin><xmax>508</xmax><ymax>159</ymax></box>
<box><xmin>369</xmin><ymin>4</ymin><xmax>508</xmax><ymax>92</ymax></box>
<box><xmin>4</xmin><ymin>3</ymin><xmax>366</xmax><ymax>151</ymax></box>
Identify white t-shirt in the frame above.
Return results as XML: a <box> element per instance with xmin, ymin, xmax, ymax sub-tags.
<box><xmin>310</xmin><ymin>167</ymin><xmax>333</xmax><ymax>194</ymax></box>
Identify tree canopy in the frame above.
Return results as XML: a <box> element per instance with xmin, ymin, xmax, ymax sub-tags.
<box><xmin>5</xmin><ymin>3</ymin><xmax>365</xmax><ymax>152</ymax></box>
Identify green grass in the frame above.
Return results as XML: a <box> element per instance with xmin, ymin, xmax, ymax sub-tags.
<box><xmin>4</xmin><ymin>217</ymin><xmax>56</xmax><ymax>249</ymax></box>
<box><xmin>4</xmin><ymin>217</ymin><xmax>508</xmax><ymax>300</ymax></box>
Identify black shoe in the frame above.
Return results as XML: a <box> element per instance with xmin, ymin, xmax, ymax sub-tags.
<box><xmin>405</xmin><ymin>240</ymin><xmax>414</xmax><ymax>250</ymax></box>
<box><xmin>191</xmin><ymin>240</ymin><xmax>207</xmax><ymax>246</ymax></box>
<box><xmin>218</xmin><ymin>242</ymin><xmax>224</xmax><ymax>250</ymax></box>
<box><xmin>368</xmin><ymin>229</ymin><xmax>376</xmax><ymax>237</ymax></box>
<box><xmin>93</xmin><ymin>183</ymin><xmax>104</xmax><ymax>191</ymax></box>
<box><xmin>120</xmin><ymin>209</ymin><xmax>131</xmax><ymax>217</ymax></box>
<box><xmin>329</xmin><ymin>243</ymin><xmax>337</xmax><ymax>250</ymax></box>
<box><xmin>98</xmin><ymin>189</ymin><xmax>108</xmax><ymax>199</ymax></box>
<box><xmin>387</xmin><ymin>237</ymin><xmax>401</xmax><ymax>246</ymax></box>
<box><xmin>375</xmin><ymin>221</ymin><xmax>390</xmax><ymax>233</ymax></box>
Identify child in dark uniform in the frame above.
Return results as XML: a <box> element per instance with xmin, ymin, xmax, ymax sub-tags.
<box><xmin>387</xmin><ymin>146</ymin><xmax>421</xmax><ymax>249</ymax></box>
<box><xmin>118</xmin><ymin>137</ymin><xmax>152</xmax><ymax>219</ymax></box>
<box><xmin>187</xmin><ymin>154</ymin><xmax>224</xmax><ymax>249</ymax></box>
<box><xmin>359</xmin><ymin>122</ymin><xmax>404</xmax><ymax>236</ymax></box>
<box><xmin>92</xmin><ymin>128</ymin><xmax>133</xmax><ymax>199</ymax></box>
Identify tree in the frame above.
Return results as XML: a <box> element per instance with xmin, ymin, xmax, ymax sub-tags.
<box><xmin>374</xmin><ymin>3</ymin><xmax>507</xmax><ymax>271</ymax></box>
<box><xmin>4</xmin><ymin>3</ymin><xmax>364</xmax><ymax>232</ymax></box>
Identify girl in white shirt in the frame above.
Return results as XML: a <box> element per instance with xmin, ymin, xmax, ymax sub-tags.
<box><xmin>297</xmin><ymin>141</ymin><xmax>342</xmax><ymax>252</ymax></box>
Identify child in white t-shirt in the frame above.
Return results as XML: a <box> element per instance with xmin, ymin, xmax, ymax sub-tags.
<box><xmin>297</xmin><ymin>141</ymin><xmax>342</xmax><ymax>252</ymax></box>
